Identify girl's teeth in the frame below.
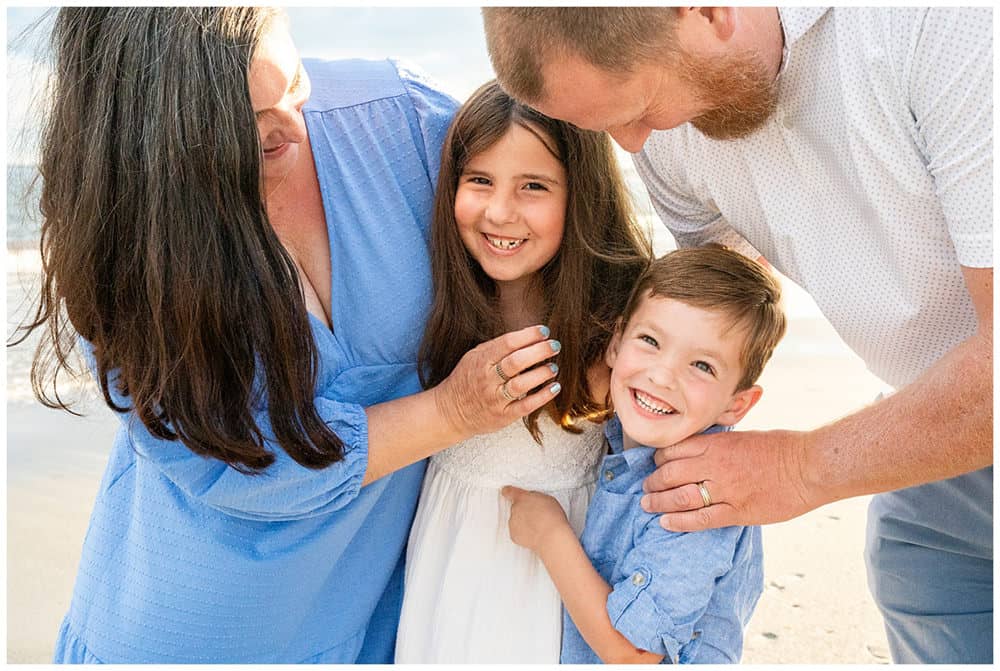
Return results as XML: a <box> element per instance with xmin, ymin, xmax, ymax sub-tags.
<box><xmin>635</xmin><ymin>391</ymin><xmax>674</xmax><ymax>415</ymax></box>
<box><xmin>486</xmin><ymin>235</ymin><xmax>526</xmax><ymax>250</ymax></box>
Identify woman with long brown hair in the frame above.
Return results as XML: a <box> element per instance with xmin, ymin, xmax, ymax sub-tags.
<box><xmin>16</xmin><ymin>8</ymin><xmax>561</xmax><ymax>663</ymax></box>
<box><xmin>395</xmin><ymin>81</ymin><xmax>651</xmax><ymax>662</ymax></box>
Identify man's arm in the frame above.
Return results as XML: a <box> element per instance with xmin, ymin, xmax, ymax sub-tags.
<box><xmin>502</xmin><ymin>487</ymin><xmax>663</xmax><ymax>664</ymax></box>
<box><xmin>642</xmin><ymin>266</ymin><xmax>992</xmax><ymax>530</ymax></box>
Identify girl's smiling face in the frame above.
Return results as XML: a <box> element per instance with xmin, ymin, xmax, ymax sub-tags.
<box><xmin>607</xmin><ymin>293</ymin><xmax>761</xmax><ymax>448</ymax></box>
<box><xmin>454</xmin><ymin>123</ymin><xmax>568</xmax><ymax>288</ymax></box>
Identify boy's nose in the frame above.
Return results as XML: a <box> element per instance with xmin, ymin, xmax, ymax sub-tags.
<box><xmin>646</xmin><ymin>362</ymin><xmax>677</xmax><ymax>389</ymax></box>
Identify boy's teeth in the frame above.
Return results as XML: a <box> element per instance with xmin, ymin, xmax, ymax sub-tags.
<box><xmin>486</xmin><ymin>235</ymin><xmax>526</xmax><ymax>250</ymax></box>
<box><xmin>635</xmin><ymin>390</ymin><xmax>675</xmax><ymax>415</ymax></box>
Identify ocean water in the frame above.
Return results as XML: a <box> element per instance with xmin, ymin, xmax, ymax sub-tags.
<box><xmin>7</xmin><ymin>164</ymin><xmax>42</xmax><ymax>245</ymax></box>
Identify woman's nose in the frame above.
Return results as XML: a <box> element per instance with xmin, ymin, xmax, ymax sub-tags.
<box><xmin>274</xmin><ymin>104</ymin><xmax>307</xmax><ymax>144</ymax></box>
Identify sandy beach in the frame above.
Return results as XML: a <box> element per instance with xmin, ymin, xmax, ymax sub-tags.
<box><xmin>6</xmin><ymin>250</ymin><xmax>893</xmax><ymax>664</ymax></box>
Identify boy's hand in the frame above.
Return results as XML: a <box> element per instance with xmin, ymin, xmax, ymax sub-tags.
<box><xmin>502</xmin><ymin>486</ymin><xmax>570</xmax><ymax>553</ymax></box>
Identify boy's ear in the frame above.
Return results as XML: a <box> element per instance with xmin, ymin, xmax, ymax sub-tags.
<box><xmin>715</xmin><ymin>385</ymin><xmax>763</xmax><ymax>426</ymax></box>
<box><xmin>605</xmin><ymin>327</ymin><xmax>622</xmax><ymax>368</ymax></box>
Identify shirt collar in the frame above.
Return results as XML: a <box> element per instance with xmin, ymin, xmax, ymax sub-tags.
<box><xmin>603</xmin><ymin>416</ymin><xmax>656</xmax><ymax>470</ymax></box>
<box><xmin>604</xmin><ymin>415</ymin><xmax>730</xmax><ymax>473</ymax></box>
<box><xmin>776</xmin><ymin>7</ymin><xmax>829</xmax><ymax>79</ymax></box>
<box><xmin>604</xmin><ymin>415</ymin><xmax>626</xmax><ymax>455</ymax></box>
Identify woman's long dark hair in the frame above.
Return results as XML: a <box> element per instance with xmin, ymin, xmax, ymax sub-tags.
<box><xmin>12</xmin><ymin>7</ymin><xmax>346</xmax><ymax>473</ymax></box>
<box><xmin>420</xmin><ymin>81</ymin><xmax>651</xmax><ymax>441</ymax></box>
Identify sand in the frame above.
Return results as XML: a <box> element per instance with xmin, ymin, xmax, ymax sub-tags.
<box><xmin>737</xmin><ymin>335</ymin><xmax>893</xmax><ymax>664</ymax></box>
<box><xmin>6</xmin><ymin>259</ymin><xmax>894</xmax><ymax>663</ymax></box>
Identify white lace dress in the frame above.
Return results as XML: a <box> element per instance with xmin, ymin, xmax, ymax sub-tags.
<box><xmin>394</xmin><ymin>414</ymin><xmax>606</xmax><ymax>663</ymax></box>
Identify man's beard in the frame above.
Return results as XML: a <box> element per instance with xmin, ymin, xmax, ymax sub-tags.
<box><xmin>677</xmin><ymin>48</ymin><xmax>778</xmax><ymax>141</ymax></box>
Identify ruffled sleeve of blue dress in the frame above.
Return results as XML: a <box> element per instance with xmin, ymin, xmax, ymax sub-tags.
<box><xmin>52</xmin><ymin>58</ymin><xmax>458</xmax><ymax>665</ymax></box>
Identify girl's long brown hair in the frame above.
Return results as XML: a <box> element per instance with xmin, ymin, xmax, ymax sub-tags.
<box><xmin>12</xmin><ymin>8</ymin><xmax>346</xmax><ymax>473</ymax></box>
<box><xmin>420</xmin><ymin>80</ymin><xmax>651</xmax><ymax>441</ymax></box>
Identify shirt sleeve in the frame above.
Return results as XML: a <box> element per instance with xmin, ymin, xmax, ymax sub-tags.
<box><xmin>393</xmin><ymin>58</ymin><xmax>459</xmax><ymax>192</ymax></box>
<box><xmin>605</xmin><ymin>518</ymin><xmax>744</xmax><ymax>663</ymax></box>
<box><xmin>632</xmin><ymin>145</ymin><xmax>760</xmax><ymax>260</ymax></box>
<box><xmin>120</xmin><ymin>393</ymin><xmax>370</xmax><ymax>522</ymax></box>
<box><xmin>904</xmin><ymin>7</ymin><xmax>992</xmax><ymax>268</ymax></box>
<box><xmin>81</xmin><ymin>329</ymin><xmax>371</xmax><ymax>522</ymax></box>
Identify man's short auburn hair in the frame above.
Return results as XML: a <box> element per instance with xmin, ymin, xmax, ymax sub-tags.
<box><xmin>619</xmin><ymin>246</ymin><xmax>787</xmax><ymax>391</ymax></box>
<box><xmin>482</xmin><ymin>7</ymin><xmax>677</xmax><ymax>103</ymax></box>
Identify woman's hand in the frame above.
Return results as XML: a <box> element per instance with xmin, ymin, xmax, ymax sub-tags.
<box><xmin>502</xmin><ymin>485</ymin><xmax>569</xmax><ymax>554</ymax></box>
<box><xmin>433</xmin><ymin>324</ymin><xmax>561</xmax><ymax>441</ymax></box>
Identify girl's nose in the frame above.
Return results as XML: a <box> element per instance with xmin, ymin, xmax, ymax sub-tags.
<box><xmin>484</xmin><ymin>193</ymin><xmax>517</xmax><ymax>226</ymax></box>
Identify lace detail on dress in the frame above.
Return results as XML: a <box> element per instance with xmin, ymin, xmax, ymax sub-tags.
<box><xmin>430</xmin><ymin>414</ymin><xmax>606</xmax><ymax>491</ymax></box>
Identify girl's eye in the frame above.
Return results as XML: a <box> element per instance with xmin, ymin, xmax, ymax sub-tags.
<box><xmin>524</xmin><ymin>181</ymin><xmax>548</xmax><ymax>191</ymax></box>
<box><xmin>639</xmin><ymin>334</ymin><xmax>658</xmax><ymax>347</ymax></box>
<box><xmin>693</xmin><ymin>360</ymin><xmax>715</xmax><ymax>375</ymax></box>
<box><xmin>465</xmin><ymin>176</ymin><xmax>491</xmax><ymax>186</ymax></box>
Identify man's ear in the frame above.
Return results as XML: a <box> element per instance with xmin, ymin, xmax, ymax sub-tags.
<box><xmin>605</xmin><ymin>326</ymin><xmax>622</xmax><ymax>368</ymax></box>
<box><xmin>715</xmin><ymin>384</ymin><xmax>763</xmax><ymax>426</ymax></box>
<box><xmin>675</xmin><ymin>7</ymin><xmax>738</xmax><ymax>44</ymax></box>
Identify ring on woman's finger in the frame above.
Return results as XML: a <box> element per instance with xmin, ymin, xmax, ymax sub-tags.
<box><xmin>696</xmin><ymin>481</ymin><xmax>713</xmax><ymax>508</ymax></box>
<box><xmin>494</xmin><ymin>361</ymin><xmax>511</xmax><ymax>383</ymax></box>
<box><xmin>500</xmin><ymin>381</ymin><xmax>517</xmax><ymax>403</ymax></box>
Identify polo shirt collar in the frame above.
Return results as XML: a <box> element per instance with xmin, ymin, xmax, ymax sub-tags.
<box><xmin>776</xmin><ymin>7</ymin><xmax>829</xmax><ymax>78</ymax></box>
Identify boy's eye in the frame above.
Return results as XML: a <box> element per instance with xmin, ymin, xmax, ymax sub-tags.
<box><xmin>693</xmin><ymin>360</ymin><xmax>715</xmax><ymax>375</ymax></box>
<box><xmin>639</xmin><ymin>334</ymin><xmax>658</xmax><ymax>347</ymax></box>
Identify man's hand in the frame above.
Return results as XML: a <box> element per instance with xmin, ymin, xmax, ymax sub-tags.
<box><xmin>502</xmin><ymin>486</ymin><xmax>570</xmax><ymax>553</ymax></box>
<box><xmin>641</xmin><ymin>429</ymin><xmax>822</xmax><ymax>531</ymax></box>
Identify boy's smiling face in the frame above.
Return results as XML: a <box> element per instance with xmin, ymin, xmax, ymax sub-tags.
<box><xmin>607</xmin><ymin>293</ymin><xmax>762</xmax><ymax>449</ymax></box>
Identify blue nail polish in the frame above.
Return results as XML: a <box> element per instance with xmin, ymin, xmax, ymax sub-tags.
<box><xmin>550</xmin><ymin>340</ymin><xmax>561</xmax><ymax>352</ymax></box>
<box><xmin>548</xmin><ymin>363</ymin><xmax>559</xmax><ymax>374</ymax></box>
<box><xmin>539</xmin><ymin>325</ymin><xmax>550</xmax><ymax>338</ymax></box>
<box><xmin>549</xmin><ymin>382</ymin><xmax>562</xmax><ymax>395</ymax></box>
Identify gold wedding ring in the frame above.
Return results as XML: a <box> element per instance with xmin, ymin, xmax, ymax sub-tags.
<box><xmin>697</xmin><ymin>481</ymin><xmax>713</xmax><ymax>508</ymax></box>
<box><xmin>494</xmin><ymin>361</ymin><xmax>511</xmax><ymax>383</ymax></box>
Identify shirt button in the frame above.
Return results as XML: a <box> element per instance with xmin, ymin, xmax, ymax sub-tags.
<box><xmin>604</xmin><ymin>470</ymin><xmax>615</xmax><ymax>481</ymax></box>
<box><xmin>782</xmin><ymin>114</ymin><xmax>794</xmax><ymax>129</ymax></box>
<box><xmin>631</xmin><ymin>572</ymin><xmax>645</xmax><ymax>586</ymax></box>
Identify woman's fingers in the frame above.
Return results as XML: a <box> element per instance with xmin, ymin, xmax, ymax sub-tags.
<box><xmin>503</xmin><ymin>377</ymin><xmax>562</xmax><ymax>417</ymax></box>
<box><xmin>439</xmin><ymin>324</ymin><xmax>563</xmax><ymax>439</ymax></box>
<box><xmin>501</xmin><ymin>361</ymin><xmax>559</xmax><ymax>402</ymax></box>
<box><xmin>496</xmin><ymin>337</ymin><xmax>560</xmax><ymax>379</ymax></box>
<box><xmin>492</xmin><ymin>326</ymin><xmax>559</xmax><ymax>381</ymax></box>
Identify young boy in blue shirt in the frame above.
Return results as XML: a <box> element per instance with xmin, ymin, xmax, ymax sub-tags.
<box><xmin>503</xmin><ymin>247</ymin><xmax>787</xmax><ymax>663</ymax></box>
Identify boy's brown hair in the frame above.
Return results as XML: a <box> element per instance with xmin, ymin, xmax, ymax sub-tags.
<box><xmin>619</xmin><ymin>246</ymin><xmax>786</xmax><ymax>391</ymax></box>
<box><xmin>482</xmin><ymin>7</ymin><xmax>678</xmax><ymax>103</ymax></box>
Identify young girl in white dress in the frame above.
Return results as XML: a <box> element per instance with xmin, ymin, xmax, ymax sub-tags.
<box><xmin>394</xmin><ymin>81</ymin><xmax>651</xmax><ymax>663</ymax></box>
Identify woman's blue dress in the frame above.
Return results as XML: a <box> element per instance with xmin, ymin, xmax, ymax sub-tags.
<box><xmin>52</xmin><ymin>58</ymin><xmax>457</xmax><ymax>663</ymax></box>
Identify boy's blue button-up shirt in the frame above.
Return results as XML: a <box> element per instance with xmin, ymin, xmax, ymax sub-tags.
<box><xmin>560</xmin><ymin>416</ymin><xmax>764</xmax><ymax>664</ymax></box>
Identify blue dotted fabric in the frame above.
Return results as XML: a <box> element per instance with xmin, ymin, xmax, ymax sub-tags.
<box><xmin>53</xmin><ymin>58</ymin><xmax>458</xmax><ymax>664</ymax></box>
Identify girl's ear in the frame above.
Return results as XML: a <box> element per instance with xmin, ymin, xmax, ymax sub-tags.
<box><xmin>715</xmin><ymin>385</ymin><xmax>763</xmax><ymax>426</ymax></box>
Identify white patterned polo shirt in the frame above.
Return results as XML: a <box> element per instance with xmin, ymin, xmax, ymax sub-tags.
<box><xmin>634</xmin><ymin>7</ymin><xmax>992</xmax><ymax>389</ymax></box>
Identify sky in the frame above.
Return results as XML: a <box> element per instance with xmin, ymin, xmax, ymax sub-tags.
<box><xmin>5</xmin><ymin>7</ymin><xmax>498</xmax><ymax>164</ymax></box>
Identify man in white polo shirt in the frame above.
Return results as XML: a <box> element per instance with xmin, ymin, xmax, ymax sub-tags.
<box><xmin>483</xmin><ymin>7</ymin><xmax>992</xmax><ymax>664</ymax></box>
